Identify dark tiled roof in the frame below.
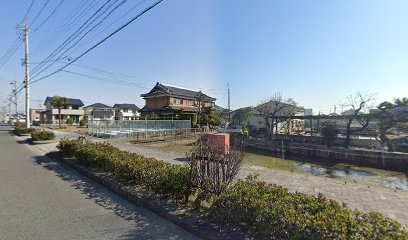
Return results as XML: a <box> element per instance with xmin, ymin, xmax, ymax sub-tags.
<box><xmin>85</xmin><ymin>103</ymin><xmax>112</xmax><ymax>109</ymax></box>
<box><xmin>141</xmin><ymin>82</ymin><xmax>216</xmax><ymax>101</ymax></box>
<box><xmin>140</xmin><ymin>105</ymin><xmax>199</xmax><ymax>113</ymax></box>
<box><xmin>92</xmin><ymin>110</ymin><xmax>114</xmax><ymax>119</ymax></box>
<box><xmin>113</xmin><ymin>104</ymin><xmax>140</xmax><ymax>110</ymax></box>
<box><xmin>45</xmin><ymin>96</ymin><xmax>84</xmax><ymax>106</ymax></box>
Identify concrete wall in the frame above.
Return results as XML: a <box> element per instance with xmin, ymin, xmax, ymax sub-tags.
<box><xmin>241</xmin><ymin>138</ymin><xmax>408</xmax><ymax>172</ymax></box>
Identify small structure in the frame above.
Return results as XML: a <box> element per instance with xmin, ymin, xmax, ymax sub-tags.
<box><xmin>208</xmin><ymin>133</ymin><xmax>230</xmax><ymax>155</ymax></box>
<box><xmin>113</xmin><ymin>104</ymin><xmax>140</xmax><ymax>120</ymax></box>
<box><xmin>41</xmin><ymin>97</ymin><xmax>85</xmax><ymax>124</ymax></box>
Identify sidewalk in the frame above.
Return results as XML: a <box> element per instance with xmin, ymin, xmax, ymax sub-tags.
<box><xmin>37</xmin><ymin>128</ymin><xmax>408</xmax><ymax>225</ymax></box>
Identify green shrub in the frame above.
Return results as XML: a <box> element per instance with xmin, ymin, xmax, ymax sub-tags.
<box><xmin>56</xmin><ymin>140</ymin><xmax>194</xmax><ymax>201</ymax></box>
<box><xmin>66</xmin><ymin>118</ymin><xmax>74</xmax><ymax>125</ymax></box>
<box><xmin>209</xmin><ymin>175</ymin><xmax>408</xmax><ymax>239</ymax></box>
<box><xmin>15</xmin><ymin>125</ymin><xmax>36</xmax><ymax>134</ymax></box>
<box><xmin>79</xmin><ymin>118</ymin><xmax>88</xmax><ymax>127</ymax></box>
<box><xmin>31</xmin><ymin>131</ymin><xmax>55</xmax><ymax>141</ymax></box>
<box><xmin>56</xmin><ymin>140</ymin><xmax>408</xmax><ymax>239</ymax></box>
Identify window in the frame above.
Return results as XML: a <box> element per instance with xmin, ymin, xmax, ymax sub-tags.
<box><xmin>186</xmin><ymin>100</ymin><xmax>194</xmax><ymax>106</ymax></box>
<box><xmin>173</xmin><ymin>98</ymin><xmax>183</xmax><ymax>105</ymax></box>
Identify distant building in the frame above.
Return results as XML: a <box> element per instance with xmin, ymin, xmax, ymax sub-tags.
<box><xmin>84</xmin><ymin>103</ymin><xmax>115</xmax><ymax>121</ymax></box>
<box><xmin>30</xmin><ymin>108</ymin><xmax>45</xmax><ymax>123</ymax></box>
<box><xmin>41</xmin><ymin>97</ymin><xmax>85</xmax><ymax>124</ymax></box>
<box><xmin>249</xmin><ymin>101</ymin><xmax>305</xmax><ymax>132</ymax></box>
<box><xmin>113</xmin><ymin>104</ymin><xmax>140</xmax><ymax>120</ymax></box>
<box><xmin>140</xmin><ymin>82</ymin><xmax>216</xmax><ymax>116</ymax></box>
<box><xmin>341</xmin><ymin>109</ymin><xmax>355</xmax><ymax>116</ymax></box>
<box><xmin>304</xmin><ymin>108</ymin><xmax>313</xmax><ymax>116</ymax></box>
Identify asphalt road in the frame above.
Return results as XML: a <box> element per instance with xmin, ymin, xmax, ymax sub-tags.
<box><xmin>0</xmin><ymin>124</ymin><xmax>199</xmax><ymax>240</ymax></box>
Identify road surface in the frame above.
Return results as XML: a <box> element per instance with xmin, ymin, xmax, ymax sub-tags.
<box><xmin>0</xmin><ymin>124</ymin><xmax>199</xmax><ymax>240</ymax></box>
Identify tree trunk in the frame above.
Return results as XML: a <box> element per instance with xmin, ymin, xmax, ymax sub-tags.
<box><xmin>58</xmin><ymin>107</ymin><xmax>62</xmax><ymax>129</ymax></box>
<box><xmin>264</xmin><ymin>117</ymin><xmax>271</xmax><ymax>139</ymax></box>
<box><xmin>345</xmin><ymin>119</ymin><xmax>352</xmax><ymax>149</ymax></box>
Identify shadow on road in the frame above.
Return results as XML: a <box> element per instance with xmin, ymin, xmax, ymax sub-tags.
<box><xmin>32</xmin><ymin>153</ymin><xmax>192</xmax><ymax>240</ymax></box>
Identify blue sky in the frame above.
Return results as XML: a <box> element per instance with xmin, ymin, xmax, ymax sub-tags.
<box><xmin>0</xmin><ymin>0</ymin><xmax>407</xmax><ymax>113</ymax></box>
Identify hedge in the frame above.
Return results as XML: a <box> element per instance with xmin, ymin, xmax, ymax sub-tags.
<box><xmin>209</xmin><ymin>175</ymin><xmax>408</xmax><ymax>239</ymax></box>
<box><xmin>15</xmin><ymin>125</ymin><xmax>36</xmax><ymax>134</ymax></box>
<box><xmin>56</xmin><ymin>140</ymin><xmax>408</xmax><ymax>239</ymax></box>
<box><xmin>31</xmin><ymin>131</ymin><xmax>55</xmax><ymax>141</ymax></box>
<box><xmin>57</xmin><ymin>140</ymin><xmax>193</xmax><ymax>201</ymax></box>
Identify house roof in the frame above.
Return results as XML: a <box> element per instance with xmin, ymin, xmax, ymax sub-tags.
<box><xmin>85</xmin><ymin>103</ymin><xmax>112</xmax><ymax>109</ymax></box>
<box><xmin>113</xmin><ymin>103</ymin><xmax>140</xmax><ymax>110</ymax></box>
<box><xmin>44</xmin><ymin>97</ymin><xmax>84</xmax><ymax>106</ymax></box>
<box><xmin>92</xmin><ymin>110</ymin><xmax>114</xmax><ymax>119</ymax></box>
<box><xmin>141</xmin><ymin>105</ymin><xmax>199</xmax><ymax>113</ymax></box>
<box><xmin>140</xmin><ymin>82</ymin><xmax>216</xmax><ymax>101</ymax></box>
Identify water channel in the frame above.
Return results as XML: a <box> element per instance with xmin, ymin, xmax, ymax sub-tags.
<box><xmin>243</xmin><ymin>152</ymin><xmax>408</xmax><ymax>191</ymax></box>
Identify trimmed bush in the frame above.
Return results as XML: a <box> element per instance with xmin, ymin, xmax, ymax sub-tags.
<box><xmin>66</xmin><ymin>118</ymin><xmax>74</xmax><ymax>125</ymax></box>
<box><xmin>15</xmin><ymin>125</ymin><xmax>36</xmax><ymax>134</ymax></box>
<box><xmin>79</xmin><ymin>118</ymin><xmax>88</xmax><ymax>127</ymax></box>
<box><xmin>57</xmin><ymin>140</ymin><xmax>194</xmax><ymax>201</ymax></box>
<box><xmin>209</xmin><ymin>175</ymin><xmax>408</xmax><ymax>239</ymax></box>
<box><xmin>31</xmin><ymin>131</ymin><xmax>55</xmax><ymax>141</ymax></box>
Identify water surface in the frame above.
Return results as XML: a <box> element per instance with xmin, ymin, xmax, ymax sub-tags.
<box><xmin>244</xmin><ymin>152</ymin><xmax>408</xmax><ymax>191</ymax></box>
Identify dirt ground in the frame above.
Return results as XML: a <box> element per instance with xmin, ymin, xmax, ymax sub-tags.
<box><xmin>47</xmin><ymin>125</ymin><xmax>88</xmax><ymax>135</ymax></box>
<box><xmin>143</xmin><ymin>138</ymin><xmax>197</xmax><ymax>155</ymax></box>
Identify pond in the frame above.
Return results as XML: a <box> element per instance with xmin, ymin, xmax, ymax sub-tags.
<box><xmin>244</xmin><ymin>152</ymin><xmax>408</xmax><ymax>191</ymax></box>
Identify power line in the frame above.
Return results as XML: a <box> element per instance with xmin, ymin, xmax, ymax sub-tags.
<box><xmin>30</xmin><ymin>0</ymin><xmax>116</xmax><ymax>76</ymax></box>
<box><xmin>61</xmin><ymin>69</ymin><xmax>150</xmax><ymax>89</ymax></box>
<box><xmin>33</xmin><ymin>0</ymin><xmax>65</xmax><ymax>31</ymax></box>
<box><xmin>0</xmin><ymin>0</ymin><xmax>37</xmax><ymax>72</ymax></box>
<box><xmin>71</xmin><ymin>0</ymin><xmax>147</xmax><ymax>52</ymax></box>
<box><xmin>19</xmin><ymin>0</ymin><xmax>36</xmax><ymax>25</ymax></box>
<box><xmin>31</xmin><ymin>0</ymin><xmax>129</xmax><ymax>78</ymax></box>
<box><xmin>30</xmin><ymin>0</ymin><xmax>164</xmax><ymax>85</ymax></box>
<box><xmin>29</xmin><ymin>0</ymin><xmax>50</xmax><ymax>27</ymax></box>
<box><xmin>34</xmin><ymin>0</ymin><xmax>99</xmax><ymax>53</ymax></box>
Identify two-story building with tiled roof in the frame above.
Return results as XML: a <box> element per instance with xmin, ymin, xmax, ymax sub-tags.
<box><xmin>140</xmin><ymin>82</ymin><xmax>216</xmax><ymax>116</ymax></box>
<box><xmin>40</xmin><ymin>97</ymin><xmax>85</xmax><ymax>124</ymax></box>
<box><xmin>113</xmin><ymin>103</ymin><xmax>140</xmax><ymax>120</ymax></box>
<box><xmin>84</xmin><ymin>103</ymin><xmax>115</xmax><ymax>121</ymax></box>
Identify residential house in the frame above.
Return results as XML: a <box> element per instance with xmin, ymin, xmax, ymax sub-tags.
<box><xmin>140</xmin><ymin>82</ymin><xmax>216</xmax><ymax>117</ymax></box>
<box><xmin>30</xmin><ymin>108</ymin><xmax>45</xmax><ymax>123</ymax></box>
<box><xmin>41</xmin><ymin>97</ymin><xmax>85</xmax><ymax>124</ymax></box>
<box><xmin>231</xmin><ymin>101</ymin><xmax>304</xmax><ymax>134</ymax></box>
<box><xmin>113</xmin><ymin>104</ymin><xmax>140</xmax><ymax>120</ymax></box>
<box><xmin>84</xmin><ymin>103</ymin><xmax>115</xmax><ymax>121</ymax></box>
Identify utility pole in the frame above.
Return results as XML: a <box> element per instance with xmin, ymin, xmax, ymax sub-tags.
<box><xmin>10</xmin><ymin>80</ymin><xmax>17</xmax><ymax>114</ymax></box>
<box><xmin>227</xmin><ymin>82</ymin><xmax>231</xmax><ymax>123</ymax></box>
<box><xmin>22</xmin><ymin>23</ymin><xmax>31</xmax><ymax>128</ymax></box>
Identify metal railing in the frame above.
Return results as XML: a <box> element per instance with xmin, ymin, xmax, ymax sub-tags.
<box><xmin>88</xmin><ymin>119</ymin><xmax>192</xmax><ymax>138</ymax></box>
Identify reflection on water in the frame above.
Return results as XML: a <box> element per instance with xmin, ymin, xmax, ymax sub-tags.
<box><xmin>244</xmin><ymin>153</ymin><xmax>408</xmax><ymax>191</ymax></box>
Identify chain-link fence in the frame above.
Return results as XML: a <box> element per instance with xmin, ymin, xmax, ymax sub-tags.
<box><xmin>88</xmin><ymin>119</ymin><xmax>191</xmax><ymax>138</ymax></box>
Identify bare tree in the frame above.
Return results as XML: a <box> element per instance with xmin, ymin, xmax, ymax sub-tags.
<box><xmin>187</xmin><ymin>135</ymin><xmax>245</xmax><ymax>203</ymax></box>
<box><xmin>341</xmin><ymin>92</ymin><xmax>376</xmax><ymax>148</ymax></box>
<box><xmin>256</xmin><ymin>93</ymin><xmax>298</xmax><ymax>139</ymax></box>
